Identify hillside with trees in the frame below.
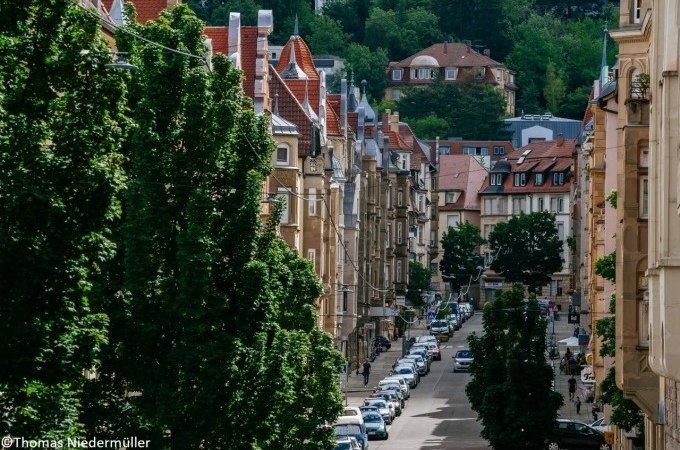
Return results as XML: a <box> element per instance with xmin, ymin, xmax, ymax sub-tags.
<box><xmin>187</xmin><ymin>0</ymin><xmax>618</xmax><ymax>124</ymax></box>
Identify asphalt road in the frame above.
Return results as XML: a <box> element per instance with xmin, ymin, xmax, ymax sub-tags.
<box><xmin>347</xmin><ymin>314</ymin><xmax>491</xmax><ymax>450</ymax></box>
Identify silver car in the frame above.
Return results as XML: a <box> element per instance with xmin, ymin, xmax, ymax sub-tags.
<box><xmin>453</xmin><ymin>349</ymin><xmax>474</xmax><ymax>372</ymax></box>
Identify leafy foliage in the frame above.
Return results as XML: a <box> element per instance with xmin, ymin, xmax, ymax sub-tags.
<box><xmin>600</xmin><ymin>368</ymin><xmax>644</xmax><ymax>432</ymax></box>
<box><xmin>342</xmin><ymin>44</ymin><xmax>389</xmax><ymax>101</ymax></box>
<box><xmin>0</xmin><ymin>0</ymin><xmax>127</xmax><ymax>438</ymax></box>
<box><xmin>398</xmin><ymin>76</ymin><xmax>511</xmax><ymax>140</ymax></box>
<box><xmin>595</xmin><ymin>294</ymin><xmax>616</xmax><ymax>358</ymax></box>
<box><xmin>306</xmin><ymin>15</ymin><xmax>351</xmax><ymax>56</ymax></box>
<box><xmin>488</xmin><ymin>211</ymin><xmax>564</xmax><ymax>293</ymax></box>
<box><xmin>467</xmin><ymin>285</ymin><xmax>563</xmax><ymax>450</ymax></box>
<box><xmin>407</xmin><ymin>261</ymin><xmax>432</xmax><ymax>308</ymax></box>
<box><xmin>440</xmin><ymin>222</ymin><xmax>486</xmax><ymax>294</ymax></box>
<box><xmin>594</xmin><ymin>251</ymin><xmax>616</xmax><ymax>283</ymax></box>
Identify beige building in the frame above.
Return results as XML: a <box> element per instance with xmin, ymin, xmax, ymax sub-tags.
<box><xmin>647</xmin><ymin>0</ymin><xmax>680</xmax><ymax>448</ymax></box>
<box><xmin>479</xmin><ymin>138</ymin><xmax>576</xmax><ymax>307</ymax></box>
<box><xmin>385</xmin><ymin>42</ymin><xmax>517</xmax><ymax>117</ymax></box>
<box><xmin>431</xmin><ymin>155</ymin><xmax>488</xmax><ymax>301</ymax></box>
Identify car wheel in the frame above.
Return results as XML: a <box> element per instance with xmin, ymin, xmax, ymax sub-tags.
<box><xmin>383</xmin><ymin>433</ymin><xmax>389</xmax><ymax>440</ymax></box>
<box><xmin>546</xmin><ymin>441</ymin><xmax>560</xmax><ymax>450</ymax></box>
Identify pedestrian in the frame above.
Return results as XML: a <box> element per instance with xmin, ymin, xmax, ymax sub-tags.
<box><xmin>575</xmin><ymin>396</ymin><xmax>582</xmax><ymax>414</ymax></box>
<box><xmin>568</xmin><ymin>375</ymin><xmax>577</xmax><ymax>401</ymax></box>
<box><xmin>362</xmin><ymin>360</ymin><xmax>371</xmax><ymax>386</ymax></box>
<box><xmin>592</xmin><ymin>401</ymin><xmax>600</xmax><ymax>421</ymax></box>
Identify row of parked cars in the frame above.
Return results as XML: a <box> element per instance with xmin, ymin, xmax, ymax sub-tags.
<box><xmin>333</xmin><ymin>335</ymin><xmax>446</xmax><ymax>449</ymax></box>
<box><xmin>427</xmin><ymin>302</ymin><xmax>474</xmax><ymax>342</ymax></box>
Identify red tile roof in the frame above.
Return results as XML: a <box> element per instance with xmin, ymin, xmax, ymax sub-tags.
<box><xmin>347</xmin><ymin>112</ymin><xmax>358</xmax><ymax>136</ymax></box>
<box><xmin>384</xmin><ymin>130</ymin><xmax>410</xmax><ymax>150</ymax></box>
<box><xmin>276</xmin><ymin>37</ymin><xmax>320</xmax><ymax>81</ymax></box>
<box><xmin>398</xmin><ymin>123</ymin><xmax>432</xmax><ymax>169</ymax></box>
<box><xmin>425</xmin><ymin>140</ymin><xmax>514</xmax><ymax>160</ymax></box>
<box><xmin>481</xmin><ymin>139</ymin><xmax>576</xmax><ymax>195</ymax></box>
<box><xmin>391</xmin><ymin>43</ymin><xmax>502</xmax><ymax>69</ymax></box>
<box><xmin>239</xmin><ymin>27</ymin><xmax>258</xmax><ymax>100</ymax></box>
<box><xmin>438</xmin><ymin>155</ymin><xmax>487</xmax><ymax>210</ymax></box>
<box><xmin>270</xmin><ymin>68</ymin><xmax>316</xmax><ymax>156</ymax></box>
<box><xmin>326</xmin><ymin>103</ymin><xmax>342</xmax><ymax>136</ymax></box>
<box><xmin>122</xmin><ymin>0</ymin><xmax>169</xmax><ymax>24</ymax></box>
<box><xmin>204</xmin><ymin>26</ymin><xmax>228</xmax><ymax>56</ymax></box>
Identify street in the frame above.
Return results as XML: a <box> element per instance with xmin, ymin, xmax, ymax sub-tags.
<box><xmin>346</xmin><ymin>314</ymin><xmax>490</xmax><ymax>449</ymax></box>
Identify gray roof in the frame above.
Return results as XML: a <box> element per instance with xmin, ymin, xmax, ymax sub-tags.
<box><xmin>504</xmin><ymin>114</ymin><xmax>582</xmax><ymax>148</ymax></box>
<box><xmin>271</xmin><ymin>114</ymin><xmax>299</xmax><ymax>135</ymax></box>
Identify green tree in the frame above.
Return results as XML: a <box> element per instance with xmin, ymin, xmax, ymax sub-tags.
<box><xmin>0</xmin><ymin>0</ymin><xmax>127</xmax><ymax>438</ymax></box>
<box><xmin>488</xmin><ymin>211</ymin><xmax>564</xmax><ymax>293</ymax></box>
<box><xmin>110</xmin><ymin>5</ymin><xmax>343</xmax><ymax>448</ymax></box>
<box><xmin>544</xmin><ymin>61</ymin><xmax>566</xmax><ymax>113</ymax></box>
<box><xmin>306</xmin><ymin>14</ymin><xmax>351</xmax><ymax>56</ymax></box>
<box><xmin>343</xmin><ymin>43</ymin><xmax>389</xmax><ymax>102</ymax></box>
<box><xmin>208</xmin><ymin>0</ymin><xmax>261</xmax><ymax>25</ymax></box>
<box><xmin>322</xmin><ymin>0</ymin><xmax>371</xmax><ymax>43</ymax></box>
<box><xmin>440</xmin><ymin>222</ymin><xmax>486</xmax><ymax>295</ymax></box>
<box><xmin>407</xmin><ymin>261</ymin><xmax>432</xmax><ymax>308</ymax></box>
<box><xmin>409</xmin><ymin>114</ymin><xmax>449</xmax><ymax>140</ymax></box>
<box><xmin>595</xmin><ymin>251</ymin><xmax>616</xmax><ymax>283</ymax></box>
<box><xmin>467</xmin><ymin>285</ymin><xmax>563</xmax><ymax>449</ymax></box>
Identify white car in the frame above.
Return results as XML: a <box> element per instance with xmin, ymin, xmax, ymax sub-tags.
<box><xmin>363</xmin><ymin>398</ymin><xmax>393</xmax><ymax>424</ymax></box>
<box><xmin>377</xmin><ymin>380</ymin><xmax>408</xmax><ymax>400</ymax></box>
<box><xmin>380</xmin><ymin>376</ymin><xmax>410</xmax><ymax>399</ymax></box>
<box><xmin>412</xmin><ymin>342</ymin><xmax>441</xmax><ymax>361</ymax></box>
<box><xmin>392</xmin><ymin>364</ymin><xmax>418</xmax><ymax>387</ymax></box>
<box><xmin>590</xmin><ymin>418</ymin><xmax>612</xmax><ymax>433</ymax></box>
<box><xmin>452</xmin><ymin>349</ymin><xmax>474</xmax><ymax>372</ymax></box>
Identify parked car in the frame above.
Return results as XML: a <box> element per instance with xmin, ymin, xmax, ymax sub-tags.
<box><xmin>362</xmin><ymin>412</ymin><xmax>388</xmax><ymax>440</ymax></box>
<box><xmin>589</xmin><ymin>418</ymin><xmax>612</xmax><ymax>433</ymax></box>
<box><xmin>392</xmin><ymin>364</ymin><xmax>418</xmax><ymax>387</ymax></box>
<box><xmin>380</xmin><ymin>376</ymin><xmax>410</xmax><ymax>399</ymax></box>
<box><xmin>399</xmin><ymin>356</ymin><xmax>427</xmax><ymax>375</ymax></box>
<box><xmin>446</xmin><ymin>314</ymin><xmax>460</xmax><ymax>331</ymax></box>
<box><xmin>342</xmin><ymin>407</ymin><xmax>364</xmax><ymax>420</ymax></box>
<box><xmin>452</xmin><ymin>349</ymin><xmax>474</xmax><ymax>372</ymax></box>
<box><xmin>429</xmin><ymin>320</ymin><xmax>451</xmax><ymax>339</ymax></box>
<box><xmin>369</xmin><ymin>390</ymin><xmax>402</xmax><ymax>416</ymax></box>
<box><xmin>415</xmin><ymin>335</ymin><xmax>439</xmax><ymax>346</ymax></box>
<box><xmin>545</xmin><ymin>419</ymin><xmax>610</xmax><ymax>450</ymax></box>
<box><xmin>412</xmin><ymin>342</ymin><xmax>441</xmax><ymax>361</ymax></box>
<box><xmin>363</xmin><ymin>398</ymin><xmax>392</xmax><ymax>424</ymax></box>
<box><xmin>376</xmin><ymin>381</ymin><xmax>406</xmax><ymax>405</ymax></box>
<box><xmin>335</xmin><ymin>436</ymin><xmax>361</xmax><ymax>450</ymax></box>
<box><xmin>334</xmin><ymin>417</ymin><xmax>369</xmax><ymax>450</ymax></box>
<box><xmin>375</xmin><ymin>335</ymin><xmax>391</xmax><ymax>350</ymax></box>
<box><xmin>407</xmin><ymin>348</ymin><xmax>432</xmax><ymax>368</ymax></box>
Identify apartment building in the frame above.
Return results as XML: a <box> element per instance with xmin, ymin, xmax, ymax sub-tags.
<box><xmin>479</xmin><ymin>137</ymin><xmax>576</xmax><ymax>307</ymax></box>
<box><xmin>385</xmin><ymin>42</ymin><xmax>517</xmax><ymax>117</ymax></box>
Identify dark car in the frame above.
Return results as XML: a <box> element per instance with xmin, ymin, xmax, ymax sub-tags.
<box><xmin>545</xmin><ymin>419</ymin><xmax>611</xmax><ymax>450</ymax></box>
<box><xmin>376</xmin><ymin>335</ymin><xmax>391</xmax><ymax>350</ymax></box>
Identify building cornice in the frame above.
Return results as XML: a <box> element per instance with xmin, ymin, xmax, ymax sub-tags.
<box><xmin>610</xmin><ymin>11</ymin><xmax>652</xmax><ymax>44</ymax></box>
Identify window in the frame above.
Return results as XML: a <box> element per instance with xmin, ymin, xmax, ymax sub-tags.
<box><xmin>308</xmin><ymin>188</ymin><xmax>317</xmax><ymax>216</ymax></box>
<box><xmin>633</xmin><ymin>0</ymin><xmax>641</xmax><ymax>23</ymax></box>
<box><xmin>439</xmin><ymin>145</ymin><xmax>451</xmax><ymax>155</ymax></box>
<box><xmin>553</xmin><ymin>172</ymin><xmax>565</xmax><ymax>185</ymax></box>
<box><xmin>550</xmin><ymin>196</ymin><xmax>563</xmax><ymax>213</ymax></box>
<box><xmin>446</xmin><ymin>192</ymin><xmax>458</xmax><ymax>203</ymax></box>
<box><xmin>430</xmin><ymin>263</ymin><xmax>438</xmax><ymax>274</ymax></box>
<box><xmin>640</xmin><ymin>176</ymin><xmax>648</xmax><ymax>218</ymax></box>
<box><xmin>392</xmin><ymin>69</ymin><xmax>402</xmax><ymax>81</ymax></box>
<box><xmin>445</xmin><ymin>67</ymin><xmax>458</xmax><ymax>80</ymax></box>
<box><xmin>639</xmin><ymin>147</ymin><xmax>649</xmax><ymax>167</ymax></box>
<box><xmin>535</xmin><ymin>173</ymin><xmax>544</xmax><ymax>186</ymax></box>
<box><xmin>418</xmin><ymin>225</ymin><xmax>424</xmax><ymax>244</ymax></box>
<box><xmin>386</xmin><ymin>224</ymin><xmax>391</xmax><ymax>248</ymax></box>
<box><xmin>447</xmin><ymin>214</ymin><xmax>460</xmax><ymax>229</ymax></box>
<box><xmin>387</xmin><ymin>186</ymin><xmax>392</xmax><ymax>208</ymax></box>
<box><xmin>276</xmin><ymin>146</ymin><xmax>289</xmax><ymax>165</ymax></box>
<box><xmin>430</xmin><ymin>230</ymin><xmax>436</xmax><ymax>247</ymax></box>
<box><xmin>385</xmin><ymin>264</ymin><xmax>391</xmax><ymax>286</ymax></box>
<box><xmin>391</xmin><ymin>89</ymin><xmax>401</xmax><ymax>101</ymax></box>
<box><xmin>277</xmin><ymin>189</ymin><xmax>290</xmax><ymax>224</ymax></box>
<box><xmin>528</xmin><ymin>137</ymin><xmax>546</xmax><ymax>143</ymax></box>
<box><xmin>463</xmin><ymin>146</ymin><xmax>488</xmax><ymax>156</ymax></box>
<box><xmin>512</xmin><ymin>197</ymin><xmax>525</xmax><ymax>214</ymax></box>
<box><xmin>483</xmin><ymin>198</ymin><xmax>493</xmax><ymax>214</ymax></box>
<box><xmin>396</xmin><ymin>261</ymin><xmax>403</xmax><ymax>283</ymax></box>
<box><xmin>490</xmin><ymin>173</ymin><xmax>503</xmax><ymax>186</ymax></box>
<box><xmin>397</xmin><ymin>222</ymin><xmax>403</xmax><ymax>244</ymax></box>
<box><xmin>397</xmin><ymin>188</ymin><xmax>403</xmax><ymax>207</ymax></box>
<box><xmin>483</xmin><ymin>224</ymin><xmax>495</xmax><ymax>239</ymax></box>
<box><xmin>513</xmin><ymin>173</ymin><xmax>526</xmax><ymax>186</ymax></box>
<box><xmin>537</xmin><ymin>197</ymin><xmax>544</xmax><ymax>211</ymax></box>
<box><xmin>493</xmin><ymin>146</ymin><xmax>505</xmax><ymax>155</ymax></box>
<box><xmin>557</xmin><ymin>222</ymin><xmax>565</xmax><ymax>241</ymax></box>
<box><xmin>496</xmin><ymin>69</ymin><xmax>503</xmax><ymax>82</ymax></box>
<box><xmin>307</xmin><ymin>249</ymin><xmax>316</xmax><ymax>270</ymax></box>
<box><xmin>415</xmin><ymin>67</ymin><xmax>434</xmax><ymax>79</ymax></box>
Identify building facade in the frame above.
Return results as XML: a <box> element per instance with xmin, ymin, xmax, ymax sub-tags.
<box><xmin>385</xmin><ymin>42</ymin><xmax>517</xmax><ymax>117</ymax></box>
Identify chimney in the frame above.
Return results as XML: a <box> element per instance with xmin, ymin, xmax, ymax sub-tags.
<box><xmin>228</xmin><ymin>13</ymin><xmax>241</xmax><ymax>69</ymax></box>
<box><xmin>443</xmin><ymin>42</ymin><xmax>448</xmax><ymax>54</ymax></box>
<box><xmin>340</xmin><ymin>78</ymin><xmax>348</xmax><ymax>135</ymax></box>
<box><xmin>254</xmin><ymin>10</ymin><xmax>273</xmax><ymax>114</ymax></box>
<box><xmin>383</xmin><ymin>109</ymin><xmax>390</xmax><ymax>132</ymax></box>
<box><xmin>167</xmin><ymin>0</ymin><xmax>179</xmax><ymax>7</ymax></box>
<box><xmin>556</xmin><ymin>133</ymin><xmax>565</xmax><ymax>146</ymax></box>
<box><xmin>483</xmin><ymin>49</ymin><xmax>491</xmax><ymax>57</ymax></box>
<box><xmin>390</xmin><ymin>111</ymin><xmax>399</xmax><ymax>133</ymax></box>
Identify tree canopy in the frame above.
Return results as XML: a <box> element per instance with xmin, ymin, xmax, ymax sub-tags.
<box><xmin>487</xmin><ymin>211</ymin><xmax>564</xmax><ymax>293</ymax></box>
<box><xmin>440</xmin><ymin>222</ymin><xmax>486</xmax><ymax>294</ymax></box>
<box><xmin>467</xmin><ymin>284</ymin><xmax>563</xmax><ymax>450</ymax></box>
<box><xmin>398</xmin><ymin>75</ymin><xmax>511</xmax><ymax>140</ymax></box>
<box><xmin>407</xmin><ymin>261</ymin><xmax>432</xmax><ymax>308</ymax></box>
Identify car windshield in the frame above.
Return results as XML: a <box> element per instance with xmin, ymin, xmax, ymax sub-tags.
<box><xmin>432</xmin><ymin>321</ymin><xmax>447</xmax><ymax>327</ymax></box>
<box><xmin>456</xmin><ymin>350</ymin><xmax>473</xmax><ymax>358</ymax></box>
<box><xmin>363</xmin><ymin>414</ymin><xmax>382</xmax><ymax>423</ymax></box>
<box><xmin>397</xmin><ymin>367</ymin><xmax>413</xmax><ymax>374</ymax></box>
<box><xmin>365</xmin><ymin>400</ymin><xmax>386</xmax><ymax>408</ymax></box>
<box><xmin>334</xmin><ymin>442</ymin><xmax>352</xmax><ymax>450</ymax></box>
<box><xmin>334</xmin><ymin>424</ymin><xmax>361</xmax><ymax>437</ymax></box>
<box><xmin>343</xmin><ymin>409</ymin><xmax>359</xmax><ymax>416</ymax></box>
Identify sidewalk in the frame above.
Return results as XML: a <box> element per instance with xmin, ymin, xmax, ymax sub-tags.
<box><xmin>344</xmin><ymin>321</ymin><xmax>429</xmax><ymax>395</ymax></box>
<box><xmin>549</xmin><ymin>314</ymin><xmax>597</xmax><ymax>423</ymax></box>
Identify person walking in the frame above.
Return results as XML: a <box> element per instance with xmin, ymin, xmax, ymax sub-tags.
<box><xmin>362</xmin><ymin>360</ymin><xmax>371</xmax><ymax>386</ymax></box>
<box><xmin>592</xmin><ymin>401</ymin><xmax>600</xmax><ymax>421</ymax></box>
<box><xmin>575</xmin><ymin>396</ymin><xmax>582</xmax><ymax>414</ymax></box>
<box><xmin>568</xmin><ymin>375</ymin><xmax>577</xmax><ymax>401</ymax></box>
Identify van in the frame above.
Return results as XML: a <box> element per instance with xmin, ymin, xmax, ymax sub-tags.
<box><xmin>335</xmin><ymin>415</ymin><xmax>369</xmax><ymax>450</ymax></box>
